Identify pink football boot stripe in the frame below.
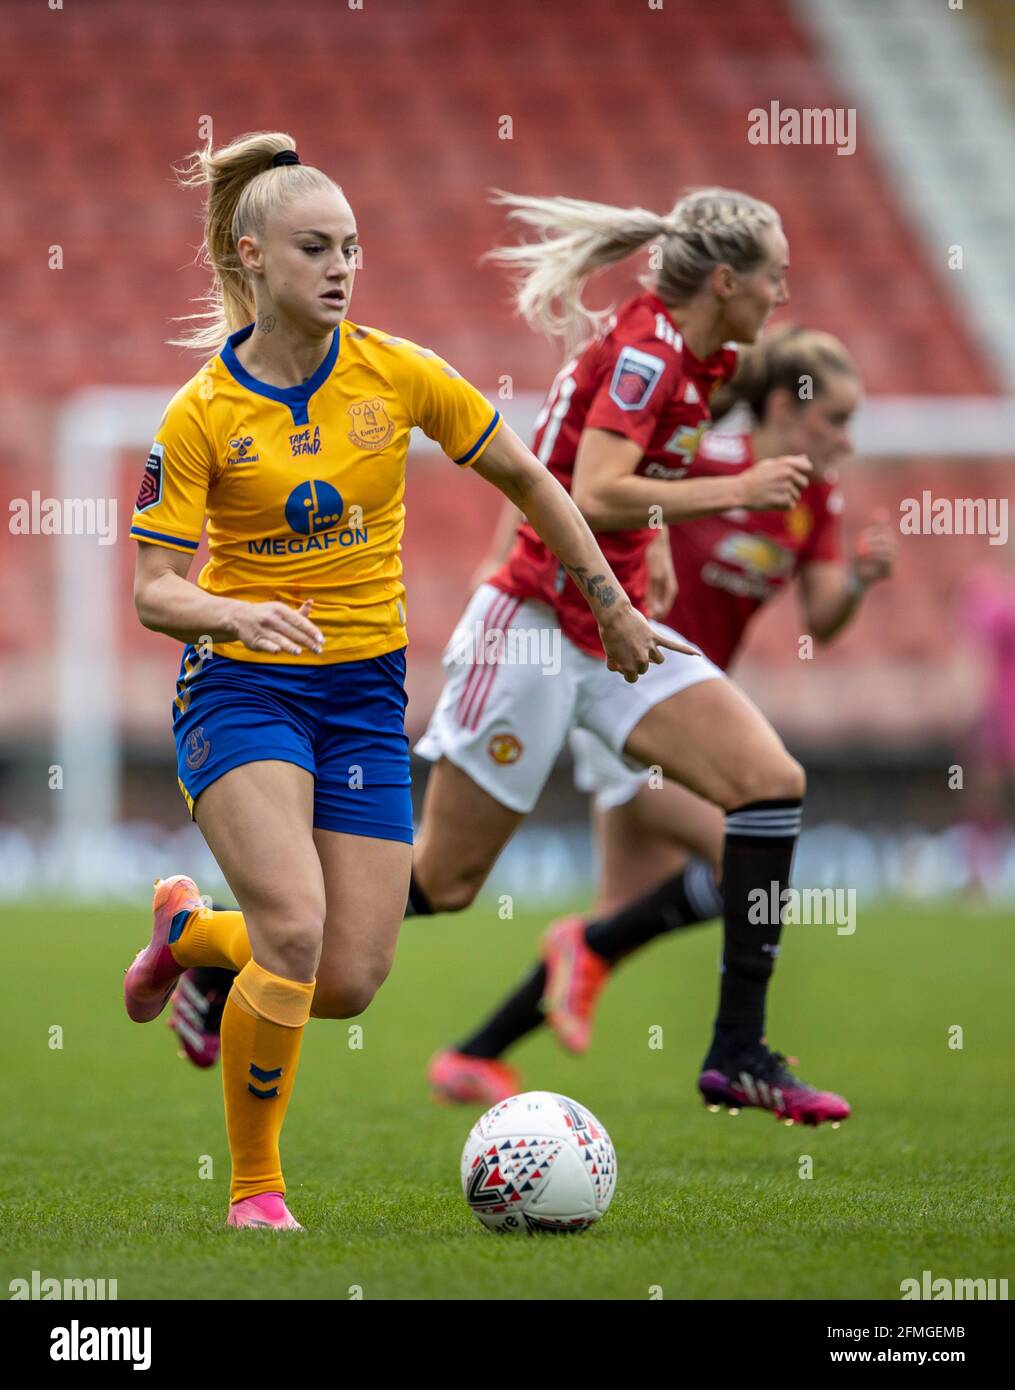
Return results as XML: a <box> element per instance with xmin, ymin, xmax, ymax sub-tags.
<box><xmin>123</xmin><ymin>875</ymin><xmax>202</xmax><ymax>1022</ymax></box>
<box><xmin>168</xmin><ymin>970</ymin><xmax>225</xmax><ymax>1068</ymax></box>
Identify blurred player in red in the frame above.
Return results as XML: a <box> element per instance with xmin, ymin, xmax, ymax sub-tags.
<box><xmin>431</xmin><ymin>324</ymin><xmax>895</xmax><ymax>1116</ymax></box>
<box><xmin>410</xmin><ymin>190</ymin><xmax>859</xmax><ymax>1125</ymax></box>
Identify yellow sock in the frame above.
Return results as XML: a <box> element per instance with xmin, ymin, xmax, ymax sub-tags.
<box><xmin>170</xmin><ymin>905</ymin><xmax>333</xmax><ymax>1016</ymax></box>
<box><xmin>221</xmin><ymin>959</ymin><xmax>315</xmax><ymax>1203</ymax></box>
<box><xmin>169</xmin><ymin>906</ymin><xmax>252</xmax><ymax>972</ymax></box>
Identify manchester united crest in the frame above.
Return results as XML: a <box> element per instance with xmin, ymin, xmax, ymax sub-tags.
<box><xmin>347</xmin><ymin>397</ymin><xmax>394</xmax><ymax>451</ymax></box>
<box><xmin>487</xmin><ymin>732</ymin><xmax>523</xmax><ymax>765</ymax></box>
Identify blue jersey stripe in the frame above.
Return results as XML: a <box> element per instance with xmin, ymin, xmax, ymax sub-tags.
<box><xmin>455</xmin><ymin>409</ymin><xmax>501</xmax><ymax>465</ymax></box>
<box><xmin>130</xmin><ymin>525</ymin><xmax>200</xmax><ymax>550</ymax></box>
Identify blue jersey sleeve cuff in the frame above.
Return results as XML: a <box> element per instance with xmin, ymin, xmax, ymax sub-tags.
<box><xmin>454</xmin><ymin>410</ymin><xmax>502</xmax><ymax>466</ymax></box>
<box><xmin>130</xmin><ymin>524</ymin><xmax>200</xmax><ymax>551</ymax></box>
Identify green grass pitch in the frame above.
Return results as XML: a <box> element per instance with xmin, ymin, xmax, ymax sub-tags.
<box><xmin>2</xmin><ymin>898</ymin><xmax>1012</xmax><ymax>1300</ymax></box>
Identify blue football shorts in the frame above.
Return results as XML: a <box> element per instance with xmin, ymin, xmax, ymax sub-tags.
<box><xmin>172</xmin><ymin>643</ymin><xmax>413</xmax><ymax>844</ymax></box>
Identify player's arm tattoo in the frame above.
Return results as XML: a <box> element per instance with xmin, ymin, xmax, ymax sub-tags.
<box><xmin>566</xmin><ymin>564</ymin><xmax>618</xmax><ymax>610</ymax></box>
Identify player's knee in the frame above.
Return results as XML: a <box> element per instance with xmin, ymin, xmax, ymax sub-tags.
<box><xmin>256</xmin><ymin>900</ymin><xmax>325</xmax><ymax>978</ymax></box>
<box><xmin>773</xmin><ymin>755</ymin><xmax>806</xmax><ymax>802</ymax></box>
<box><xmin>424</xmin><ymin>868</ymin><xmax>483</xmax><ymax>914</ymax></box>
<box><xmin>311</xmin><ymin>990</ymin><xmax>357</xmax><ymax>1019</ymax></box>
<box><xmin>349</xmin><ymin>958</ymin><xmax>393</xmax><ymax>1014</ymax></box>
<box><xmin>723</xmin><ymin>754</ymin><xmax>806</xmax><ymax>809</ymax></box>
<box><xmin>434</xmin><ymin>880</ymin><xmax>481</xmax><ymax>913</ymax></box>
<box><xmin>312</xmin><ymin>967</ymin><xmax>388</xmax><ymax>1019</ymax></box>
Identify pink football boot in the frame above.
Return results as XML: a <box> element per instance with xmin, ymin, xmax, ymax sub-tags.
<box><xmin>168</xmin><ymin>967</ymin><xmax>233</xmax><ymax>1068</ymax></box>
<box><xmin>124</xmin><ymin>875</ymin><xmax>203</xmax><ymax>1023</ymax></box>
<box><xmin>699</xmin><ymin>1042</ymin><xmax>851</xmax><ymax>1127</ymax></box>
<box><xmin>226</xmin><ymin>1193</ymin><xmax>304</xmax><ymax>1231</ymax></box>
<box><xmin>428</xmin><ymin>1048</ymin><xmax>522</xmax><ymax>1106</ymax></box>
<box><xmin>542</xmin><ymin>916</ymin><xmax>611</xmax><ymax>1054</ymax></box>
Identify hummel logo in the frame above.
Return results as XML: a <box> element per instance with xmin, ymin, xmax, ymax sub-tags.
<box><xmin>226</xmin><ymin>435</ymin><xmax>260</xmax><ymax>464</ymax></box>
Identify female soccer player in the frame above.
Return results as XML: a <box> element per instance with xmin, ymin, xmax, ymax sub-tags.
<box><xmin>121</xmin><ymin>132</ymin><xmax>667</xmax><ymax>1231</ymax></box>
<box><xmin>406</xmin><ymin>189</ymin><xmax>859</xmax><ymax>1125</ymax></box>
<box><xmin>431</xmin><ymin>325</ymin><xmax>895</xmax><ymax>1115</ymax></box>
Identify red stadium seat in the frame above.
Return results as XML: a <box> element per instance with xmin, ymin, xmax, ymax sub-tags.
<box><xmin>3</xmin><ymin>0</ymin><xmax>997</xmax><ymax>395</ymax></box>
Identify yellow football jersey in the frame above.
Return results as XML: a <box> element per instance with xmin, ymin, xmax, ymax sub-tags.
<box><xmin>129</xmin><ymin>320</ymin><xmax>502</xmax><ymax>663</ymax></box>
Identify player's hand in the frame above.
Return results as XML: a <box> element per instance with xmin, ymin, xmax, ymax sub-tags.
<box><xmin>598</xmin><ymin>603</ymin><xmax>699</xmax><ymax>683</ymax></box>
<box><xmin>646</xmin><ymin>527</ymin><xmax>678</xmax><ymax>619</ymax></box>
<box><xmin>852</xmin><ymin>509</ymin><xmax>896</xmax><ymax>587</ymax></box>
<box><xmin>233</xmin><ymin>598</ymin><xmax>324</xmax><ymax>656</ymax></box>
<box><xmin>740</xmin><ymin>455</ymin><xmax>812</xmax><ymax>511</ymax></box>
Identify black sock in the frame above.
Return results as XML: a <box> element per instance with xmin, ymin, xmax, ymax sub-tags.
<box><xmin>188</xmin><ymin>964</ymin><xmax>236</xmax><ymax>993</ymax></box>
<box><xmin>404</xmin><ymin>871</ymin><xmax>434</xmax><ymax>918</ymax></box>
<box><xmin>457</xmin><ymin>964</ymin><xmax>547</xmax><ymax>1059</ymax></box>
<box><xmin>711</xmin><ymin>798</ymin><xmax>803</xmax><ymax>1055</ymax></box>
<box><xmin>583</xmin><ymin>859</ymin><xmax>722</xmax><ymax>962</ymax></box>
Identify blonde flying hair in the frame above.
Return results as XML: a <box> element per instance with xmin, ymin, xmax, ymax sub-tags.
<box><xmin>169</xmin><ymin>130</ymin><xmax>341</xmax><ymax>352</ymax></box>
<box><xmin>711</xmin><ymin>323</ymin><xmax>858</xmax><ymax>422</ymax></box>
<box><xmin>486</xmin><ymin>186</ymin><xmax>781</xmax><ymax>356</ymax></box>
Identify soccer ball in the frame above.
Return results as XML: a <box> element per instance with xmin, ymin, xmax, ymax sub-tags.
<box><xmin>460</xmin><ymin>1090</ymin><xmax>617</xmax><ymax>1234</ymax></box>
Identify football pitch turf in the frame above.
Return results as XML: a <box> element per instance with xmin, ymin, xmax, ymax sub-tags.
<box><xmin>3</xmin><ymin>898</ymin><xmax>1012</xmax><ymax>1301</ymax></box>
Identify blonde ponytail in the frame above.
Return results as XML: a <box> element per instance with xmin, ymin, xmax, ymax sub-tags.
<box><xmin>485</xmin><ymin>190</ymin><xmax>671</xmax><ymax>354</ymax></box>
<box><xmin>487</xmin><ymin>185</ymin><xmax>781</xmax><ymax>356</ymax></box>
<box><xmin>169</xmin><ymin>130</ymin><xmax>340</xmax><ymax>353</ymax></box>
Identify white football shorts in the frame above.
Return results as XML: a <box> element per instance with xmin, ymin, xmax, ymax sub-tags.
<box><xmin>569</xmin><ymin>726</ymin><xmax>652</xmax><ymax>812</ymax></box>
<box><xmin>415</xmin><ymin>583</ymin><xmax>724</xmax><ymax>814</ymax></box>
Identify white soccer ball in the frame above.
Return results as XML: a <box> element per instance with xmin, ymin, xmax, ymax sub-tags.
<box><xmin>460</xmin><ymin>1090</ymin><xmax>617</xmax><ymax>1234</ymax></box>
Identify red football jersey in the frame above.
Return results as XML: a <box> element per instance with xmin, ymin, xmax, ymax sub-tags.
<box><xmin>667</xmin><ymin>430</ymin><xmax>844</xmax><ymax>669</ymax></box>
<box><xmin>489</xmin><ymin>292</ymin><xmax>739</xmax><ymax>656</ymax></box>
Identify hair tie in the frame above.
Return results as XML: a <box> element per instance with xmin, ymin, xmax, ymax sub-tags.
<box><xmin>271</xmin><ymin>150</ymin><xmax>300</xmax><ymax>168</ymax></box>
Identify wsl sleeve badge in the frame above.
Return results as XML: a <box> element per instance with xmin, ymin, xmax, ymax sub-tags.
<box><xmin>135</xmin><ymin>442</ymin><xmax>165</xmax><ymax>512</ymax></box>
<box><xmin>608</xmin><ymin>345</ymin><xmax>666</xmax><ymax>412</ymax></box>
